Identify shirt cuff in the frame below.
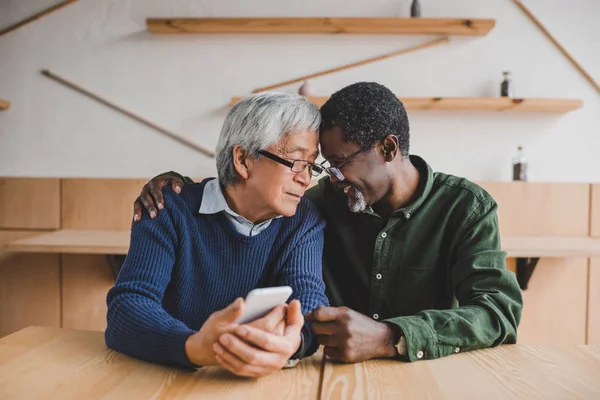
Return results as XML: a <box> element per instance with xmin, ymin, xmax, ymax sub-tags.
<box><xmin>383</xmin><ymin>315</ymin><xmax>440</xmax><ymax>362</ymax></box>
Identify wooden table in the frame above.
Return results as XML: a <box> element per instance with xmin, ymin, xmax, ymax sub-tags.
<box><xmin>1</xmin><ymin>327</ymin><xmax>599</xmax><ymax>399</ymax></box>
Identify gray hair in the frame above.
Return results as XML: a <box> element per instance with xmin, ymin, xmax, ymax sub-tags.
<box><xmin>216</xmin><ymin>92</ymin><xmax>321</xmax><ymax>187</ymax></box>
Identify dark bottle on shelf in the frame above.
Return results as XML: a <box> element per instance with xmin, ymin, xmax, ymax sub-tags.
<box><xmin>501</xmin><ymin>71</ymin><xmax>513</xmax><ymax>97</ymax></box>
<box><xmin>411</xmin><ymin>0</ymin><xmax>421</xmax><ymax>17</ymax></box>
<box><xmin>512</xmin><ymin>146</ymin><xmax>528</xmax><ymax>181</ymax></box>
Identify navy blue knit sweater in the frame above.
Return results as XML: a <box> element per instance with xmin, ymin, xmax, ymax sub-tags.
<box><xmin>105</xmin><ymin>179</ymin><xmax>328</xmax><ymax>368</ymax></box>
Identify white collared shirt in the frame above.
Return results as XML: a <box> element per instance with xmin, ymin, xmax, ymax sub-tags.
<box><xmin>198</xmin><ymin>179</ymin><xmax>281</xmax><ymax>237</ymax></box>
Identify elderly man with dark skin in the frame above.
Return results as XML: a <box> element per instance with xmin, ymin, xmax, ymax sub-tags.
<box><xmin>133</xmin><ymin>82</ymin><xmax>523</xmax><ymax>367</ymax></box>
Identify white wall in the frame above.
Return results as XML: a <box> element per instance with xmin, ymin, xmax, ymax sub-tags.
<box><xmin>0</xmin><ymin>0</ymin><xmax>598</xmax><ymax>181</ymax></box>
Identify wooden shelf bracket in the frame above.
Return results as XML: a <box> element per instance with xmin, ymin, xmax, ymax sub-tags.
<box><xmin>516</xmin><ymin>257</ymin><xmax>539</xmax><ymax>290</ymax></box>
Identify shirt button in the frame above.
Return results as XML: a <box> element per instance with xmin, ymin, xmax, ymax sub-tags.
<box><xmin>375</xmin><ymin>273</ymin><xmax>382</xmax><ymax>280</ymax></box>
<box><xmin>454</xmin><ymin>347</ymin><xmax>460</xmax><ymax>353</ymax></box>
<box><xmin>406</xmin><ymin>213</ymin><xmax>411</xmax><ymax>219</ymax></box>
<box><xmin>373</xmin><ymin>313</ymin><xmax>379</xmax><ymax>320</ymax></box>
<box><xmin>381</xmin><ymin>232</ymin><xmax>387</xmax><ymax>238</ymax></box>
<box><xmin>416</xmin><ymin>350</ymin><xmax>424</xmax><ymax>359</ymax></box>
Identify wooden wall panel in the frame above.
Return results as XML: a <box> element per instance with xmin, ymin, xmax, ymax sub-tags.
<box><xmin>507</xmin><ymin>258</ymin><xmax>588</xmax><ymax>345</ymax></box>
<box><xmin>0</xmin><ymin>178</ymin><xmax>60</xmax><ymax>229</ymax></box>
<box><xmin>0</xmin><ymin>231</ymin><xmax>60</xmax><ymax>337</ymax></box>
<box><xmin>61</xmin><ymin>255</ymin><xmax>114</xmax><ymax>331</ymax></box>
<box><xmin>61</xmin><ymin>179</ymin><xmax>148</xmax><ymax>230</ymax></box>
<box><xmin>479</xmin><ymin>182</ymin><xmax>590</xmax><ymax>237</ymax></box>
<box><xmin>591</xmin><ymin>184</ymin><xmax>600</xmax><ymax>237</ymax></box>
<box><xmin>589</xmin><ymin>258</ymin><xmax>600</xmax><ymax>345</ymax></box>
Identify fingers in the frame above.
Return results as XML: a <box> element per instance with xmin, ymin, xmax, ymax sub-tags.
<box><xmin>315</xmin><ymin>334</ymin><xmax>340</xmax><ymax>347</ymax></box>
<box><xmin>310</xmin><ymin>321</ymin><xmax>337</xmax><ymax>336</ymax></box>
<box><xmin>147</xmin><ymin>180</ymin><xmax>165</xmax><ymax>213</ymax></box>
<box><xmin>214</xmin><ymin>346</ymin><xmax>272</xmax><ymax>378</ymax></box>
<box><xmin>213</xmin><ymin>298</ymin><xmax>245</xmax><ymax>324</ymax></box>
<box><xmin>305</xmin><ymin>306</ymin><xmax>343</xmax><ymax>323</ymax></box>
<box><xmin>133</xmin><ymin>197</ymin><xmax>143</xmax><ymax>222</ymax></box>
<box><xmin>170</xmin><ymin>176</ymin><xmax>184</xmax><ymax>194</ymax></box>
<box><xmin>246</xmin><ymin>305</ymin><xmax>286</xmax><ymax>332</ymax></box>
<box><xmin>323</xmin><ymin>346</ymin><xmax>344</xmax><ymax>361</ymax></box>
<box><xmin>216</xmin><ymin>333</ymin><xmax>285</xmax><ymax>368</ymax></box>
<box><xmin>233</xmin><ymin>325</ymin><xmax>293</xmax><ymax>354</ymax></box>
<box><xmin>284</xmin><ymin>300</ymin><xmax>304</xmax><ymax>335</ymax></box>
<box><xmin>273</xmin><ymin>320</ymin><xmax>285</xmax><ymax>336</ymax></box>
<box><xmin>140</xmin><ymin>184</ymin><xmax>158</xmax><ymax>219</ymax></box>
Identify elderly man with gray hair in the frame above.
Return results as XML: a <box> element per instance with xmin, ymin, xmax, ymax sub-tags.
<box><xmin>105</xmin><ymin>92</ymin><xmax>329</xmax><ymax>378</ymax></box>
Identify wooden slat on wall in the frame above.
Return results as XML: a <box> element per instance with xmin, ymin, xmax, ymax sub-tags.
<box><xmin>507</xmin><ymin>258</ymin><xmax>588</xmax><ymax>345</ymax></box>
<box><xmin>0</xmin><ymin>231</ymin><xmax>60</xmax><ymax>337</ymax></box>
<box><xmin>61</xmin><ymin>179</ymin><xmax>148</xmax><ymax>230</ymax></box>
<box><xmin>589</xmin><ymin>184</ymin><xmax>600</xmax><ymax>344</ymax></box>
<box><xmin>591</xmin><ymin>184</ymin><xmax>600</xmax><ymax>237</ymax></box>
<box><xmin>0</xmin><ymin>178</ymin><xmax>60</xmax><ymax>229</ymax></box>
<box><xmin>61</xmin><ymin>255</ymin><xmax>114</xmax><ymax>331</ymax></box>
<box><xmin>480</xmin><ymin>182</ymin><xmax>590</xmax><ymax>236</ymax></box>
<box><xmin>589</xmin><ymin>258</ymin><xmax>600</xmax><ymax>345</ymax></box>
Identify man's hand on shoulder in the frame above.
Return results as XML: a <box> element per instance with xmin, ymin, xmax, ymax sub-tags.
<box><xmin>133</xmin><ymin>172</ymin><xmax>188</xmax><ymax>222</ymax></box>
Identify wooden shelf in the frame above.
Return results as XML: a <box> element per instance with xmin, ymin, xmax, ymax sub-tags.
<box><xmin>503</xmin><ymin>236</ymin><xmax>600</xmax><ymax>258</ymax></box>
<box><xmin>4</xmin><ymin>229</ymin><xmax>130</xmax><ymax>255</ymax></box>
<box><xmin>6</xmin><ymin>229</ymin><xmax>600</xmax><ymax>259</ymax></box>
<box><xmin>146</xmin><ymin>17</ymin><xmax>495</xmax><ymax>36</ymax></box>
<box><xmin>231</xmin><ymin>96</ymin><xmax>583</xmax><ymax>112</ymax></box>
<box><xmin>0</xmin><ymin>99</ymin><xmax>10</xmax><ymax>110</ymax></box>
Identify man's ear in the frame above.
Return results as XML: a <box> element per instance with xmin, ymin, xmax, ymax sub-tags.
<box><xmin>382</xmin><ymin>135</ymin><xmax>399</xmax><ymax>161</ymax></box>
<box><xmin>232</xmin><ymin>145</ymin><xmax>251</xmax><ymax>180</ymax></box>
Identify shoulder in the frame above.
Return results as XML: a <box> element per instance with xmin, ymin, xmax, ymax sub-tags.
<box><xmin>431</xmin><ymin>172</ymin><xmax>497</xmax><ymax>223</ymax></box>
<box><xmin>170</xmin><ymin>179</ymin><xmax>212</xmax><ymax>216</ymax></box>
<box><xmin>282</xmin><ymin>196</ymin><xmax>326</xmax><ymax>233</ymax></box>
<box><xmin>434</xmin><ymin>173</ymin><xmax>495</xmax><ymax>205</ymax></box>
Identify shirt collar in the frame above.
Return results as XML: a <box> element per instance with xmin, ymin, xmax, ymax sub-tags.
<box><xmin>199</xmin><ymin>178</ymin><xmax>230</xmax><ymax>215</ymax></box>
<box><xmin>393</xmin><ymin>155</ymin><xmax>434</xmax><ymax>218</ymax></box>
<box><xmin>359</xmin><ymin>155</ymin><xmax>434</xmax><ymax>219</ymax></box>
<box><xmin>198</xmin><ymin>178</ymin><xmax>283</xmax><ymax>221</ymax></box>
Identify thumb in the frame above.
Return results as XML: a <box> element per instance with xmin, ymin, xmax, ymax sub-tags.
<box><xmin>214</xmin><ymin>298</ymin><xmax>245</xmax><ymax>324</ymax></box>
<box><xmin>285</xmin><ymin>300</ymin><xmax>304</xmax><ymax>334</ymax></box>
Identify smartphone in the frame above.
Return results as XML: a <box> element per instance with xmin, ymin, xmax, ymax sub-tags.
<box><xmin>236</xmin><ymin>286</ymin><xmax>293</xmax><ymax>324</ymax></box>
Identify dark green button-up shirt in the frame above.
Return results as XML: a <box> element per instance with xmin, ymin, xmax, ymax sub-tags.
<box><xmin>304</xmin><ymin>155</ymin><xmax>523</xmax><ymax>361</ymax></box>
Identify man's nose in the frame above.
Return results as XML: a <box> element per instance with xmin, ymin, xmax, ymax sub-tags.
<box><xmin>295</xmin><ymin>167</ymin><xmax>311</xmax><ymax>186</ymax></box>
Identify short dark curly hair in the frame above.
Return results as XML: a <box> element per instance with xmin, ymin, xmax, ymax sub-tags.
<box><xmin>320</xmin><ymin>82</ymin><xmax>410</xmax><ymax>156</ymax></box>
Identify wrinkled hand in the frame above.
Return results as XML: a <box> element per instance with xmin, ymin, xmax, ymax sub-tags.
<box><xmin>305</xmin><ymin>306</ymin><xmax>397</xmax><ymax>363</ymax></box>
<box><xmin>213</xmin><ymin>300</ymin><xmax>304</xmax><ymax>378</ymax></box>
<box><xmin>185</xmin><ymin>299</ymin><xmax>287</xmax><ymax>367</ymax></box>
<box><xmin>133</xmin><ymin>173</ymin><xmax>185</xmax><ymax>222</ymax></box>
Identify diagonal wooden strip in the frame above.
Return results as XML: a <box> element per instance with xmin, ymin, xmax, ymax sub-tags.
<box><xmin>0</xmin><ymin>1</ymin><xmax>78</xmax><ymax>37</ymax></box>
<box><xmin>512</xmin><ymin>0</ymin><xmax>600</xmax><ymax>95</ymax></box>
<box><xmin>252</xmin><ymin>37</ymin><xmax>449</xmax><ymax>93</ymax></box>
<box><xmin>41</xmin><ymin>70</ymin><xmax>215</xmax><ymax>158</ymax></box>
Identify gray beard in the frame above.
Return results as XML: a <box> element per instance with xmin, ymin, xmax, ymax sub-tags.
<box><xmin>347</xmin><ymin>187</ymin><xmax>367</xmax><ymax>213</ymax></box>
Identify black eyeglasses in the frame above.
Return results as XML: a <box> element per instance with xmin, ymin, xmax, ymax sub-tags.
<box><xmin>319</xmin><ymin>148</ymin><xmax>367</xmax><ymax>181</ymax></box>
<box><xmin>258</xmin><ymin>150</ymin><xmax>323</xmax><ymax>177</ymax></box>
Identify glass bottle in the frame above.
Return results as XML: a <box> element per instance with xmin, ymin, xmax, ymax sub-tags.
<box><xmin>512</xmin><ymin>146</ymin><xmax>528</xmax><ymax>181</ymax></box>
<box><xmin>501</xmin><ymin>71</ymin><xmax>513</xmax><ymax>97</ymax></box>
<box><xmin>411</xmin><ymin>0</ymin><xmax>421</xmax><ymax>17</ymax></box>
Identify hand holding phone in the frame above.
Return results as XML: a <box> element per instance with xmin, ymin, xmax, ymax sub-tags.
<box><xmin>236</xmin><ymin>286</ymin><xmax>293</xmax><ymax>325</ymax></box>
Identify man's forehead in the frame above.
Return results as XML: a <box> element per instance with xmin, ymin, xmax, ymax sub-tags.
<box><xmin>277</xmin><ymin>136</ymin><xmax>319</xmax><ymax>157</ymax></box>
<box><xmin>320</xmin><ymin>127</ymin><xmax>359</xmax><ymax>158</ymax></box>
